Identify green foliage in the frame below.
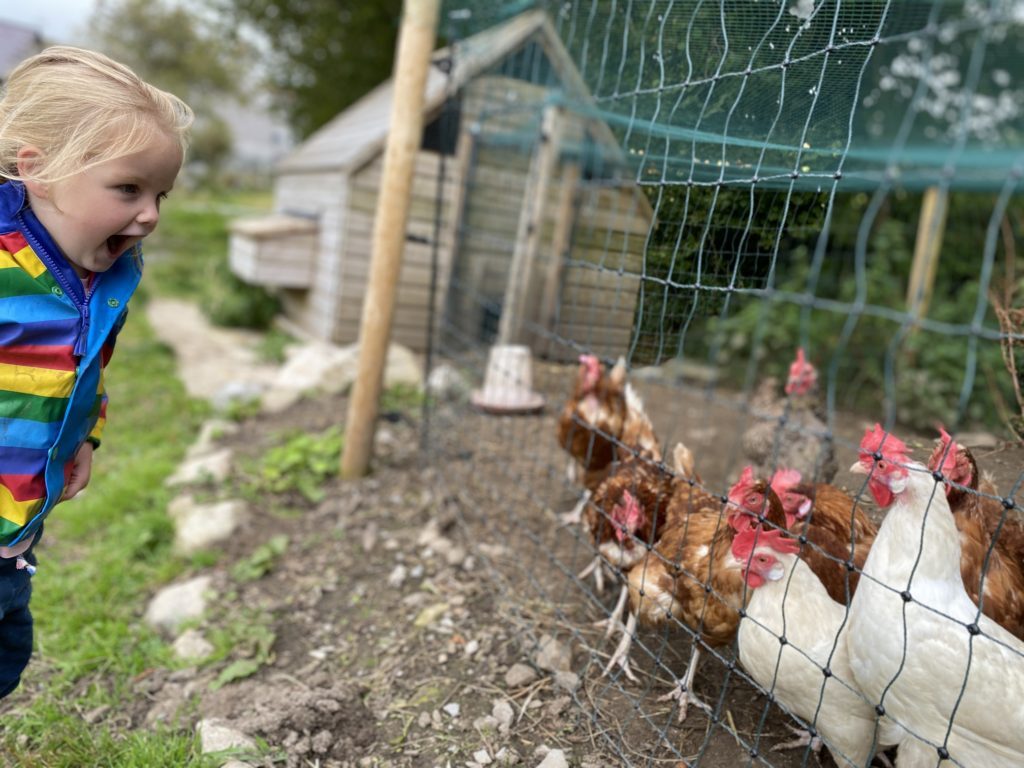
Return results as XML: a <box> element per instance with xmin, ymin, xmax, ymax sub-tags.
<box><xmin>638</xmin><ymin>186</ymin><xmax>1020</xmax><ymax>432</ymax></box>
<box><xmin>88</xmin><ymin>0</ymin><xmax>258</xmax><ymax>175</ymax></box>
<box><xmin>203</xmin><ymin>256</ymin><xmax>282</xmax><ymax>330</ymax></box>
<box><xmin>251</xmin><ymin>427</ymin><xmax>343</xmax><ymax>503</ymax></box>
<box><xmin>147</xmin><ymin>192</ymin><xmax>281</xmax><ymax>330</ymax></box>
<box><xmin>381</xmin><ymin>382</ymin><xmax>426</xmax><ymax>415</ymax></box>
<box><xmin>231</xmin><ymin>534</ymin><xmax>290</xmax><ymax>582</ymax></box>
<box><xmin>257</xmin><ymin>327</ymin><xmax>296</xmax><ymax>364</ymax></box>
<box><xmin>205</xmin><ymin>618</ymin><xmax>278</xmax><ymax>696</ymax></box>
<box><xmin>211</xmin><ymin>0</ymin><xmax>403</xmax><ymax>137</ymax></box>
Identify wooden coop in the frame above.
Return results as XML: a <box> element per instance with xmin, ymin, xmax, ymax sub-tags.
<box><xmin>228</xmin><ymin>10</ymin><xmax>652</xmax><ymax>360</ymax></box>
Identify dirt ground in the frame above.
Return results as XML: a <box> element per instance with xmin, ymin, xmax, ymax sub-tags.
<box><xmin>102</xmin><ymin>357</ymin><xmax>1024</xmax><ymax>768</ymax></box>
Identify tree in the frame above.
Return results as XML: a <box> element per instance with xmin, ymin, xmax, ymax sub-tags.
<box><xmin>212</xmin><ymin>0</ymin><xmax>403</xmax><ymax>139</ymax></box>
<box><xmin>88</xmin><ymin>0</ymin><xmax>254</xmax><ymax>175</ymax></box>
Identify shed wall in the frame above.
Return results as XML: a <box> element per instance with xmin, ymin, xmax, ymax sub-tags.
<box><xmin>332</xmin><ymin>150</ymin><xmax>460</xmax><ymax>351</ymax></box>
<box><xmin>271</xmin><ymin>172</ymin><xmax>347</xmax><ymax>340</ymax></box>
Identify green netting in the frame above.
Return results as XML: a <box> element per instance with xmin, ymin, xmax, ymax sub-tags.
<box><xmin>422</xmin><ymin>5</ymin><xmax>1024</xmax><ymax>765</ymax></box>
<box><xmin>441</xmin><ymin>0</ymin><xmax>1024</xmax><ymax>190</ymax></box>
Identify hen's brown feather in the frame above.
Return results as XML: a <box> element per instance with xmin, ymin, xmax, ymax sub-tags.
<box><xmin>787</xmin><ymin>482</ymin><xmax>877</xmax><ymax>604</ymax></box>
<box><xmin>928</xmin><ymin>442</ymin><xmax>1024</xmax><ymax>639</ymax></box>
<box><xmin>625</xmin><ymin>483</ymin><xmax>788</xmax><ymax>649</ymax></box>
<box><xmin>586</xmin><ymin>456</ymin><xmax>678</xmax><ymax>569</ymax></box>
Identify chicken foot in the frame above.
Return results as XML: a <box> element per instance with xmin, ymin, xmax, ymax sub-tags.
<box><xmin>560</xmin><ymin>488</ymin><xmax>591</xmax><ymax>527</ymax></box>
<box><xmin>576</xmin><ymin>553</ymin><xmax>608</xmax><ymax>594</ymax></box>
<box><xmin>603</xmin><ymin>610</ymin><xmax>639</xmax><ymax>682</ymax></box>
<box><xmin>658</xmin><ymin>645</ymin><xmax>713</xmax><ymax>723</ymax></box>
<box><xmin>593</xmin><ymin>584</ymin><xmax>629</xmax><ymax>640</ymax></box>
<box><xmin>771</xmin><ymin>722</ymin><xmax>823</xmax><ymax>755</ymax></box>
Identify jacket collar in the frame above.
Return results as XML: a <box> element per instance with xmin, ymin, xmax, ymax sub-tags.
<box><xmin>1</xmin><ymin>181</ymin><xmax>91</xmax><ymax>305</ymax></box>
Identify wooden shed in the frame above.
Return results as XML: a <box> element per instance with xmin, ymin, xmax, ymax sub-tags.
<box><xmin>228</xmin><ymin>10</ymin><xmax>652</xmax><ymax>361</ymax></box>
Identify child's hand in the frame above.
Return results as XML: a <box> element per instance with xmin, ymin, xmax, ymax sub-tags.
<box><xmin>63</xmin><ymin>442</ymin><xmax>94</xmax><ymax>501</ymax></box>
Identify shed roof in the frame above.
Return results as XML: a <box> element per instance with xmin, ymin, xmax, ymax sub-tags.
<box><xmin>276</xmin><ymin>10</ymin><xmax>603</xmax><ymax>175</ymax></box>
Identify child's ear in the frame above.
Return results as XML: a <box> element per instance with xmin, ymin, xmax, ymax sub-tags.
<box><xmin>16</xmin><ymin>146</ymin><xmax>48</xmax><ymax>199</ymax></box>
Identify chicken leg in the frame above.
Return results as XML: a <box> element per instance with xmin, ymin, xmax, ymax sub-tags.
<box><xmin>658</xmin><ymin>645</ymin><xmax>712</xmax><ymax>723</ymax></box>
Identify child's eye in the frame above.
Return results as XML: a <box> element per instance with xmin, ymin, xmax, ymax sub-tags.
<box><xmin>117</xmin><ymin>184</ymin><xmax>139</xmax><ymax>195</ymax></box>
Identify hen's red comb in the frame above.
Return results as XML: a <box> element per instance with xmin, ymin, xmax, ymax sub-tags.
<box><xmin>784</xmin><ymin>347</ymin><xmax>818</xmax><ymax>395</ymax></box>
<box><xmin>858</xmin><ymin>423</ymin><xmax>908</xmax><ymax>459</ymax></box>
<box><xmin>731</xmin><ymin>524</ymin><xmax>801</xmax><ymax>560</ymax></box>
<box><xmin>728</xmin><ymin>466</ymin><xmax>757</xmax><ymax>503</ymax></box>
<box><xmin>770</xmin><ymin>468</ymin><xmax>801</xmax><ymax>493</ymax></box>
<box><xmin>931</xmin><ymin>425</ymin><xmax>959</xmax><ymax>473</ymax></box>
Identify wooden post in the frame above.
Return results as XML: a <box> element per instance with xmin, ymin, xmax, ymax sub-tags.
<box><xmin>341</xmin><ymin>0</ymin><xmax>439</xmax><ymax>480</ymax></box>
<box><xmin>496</xmin><ymin>104</ymin><xmax>564</xmax><ymax>345</ymax></box>
<box><xmin>906</xmin><ymin>186</ymin><xmax>949</xmax><ymax>321</ymax></box>
<box><xmin>539</xmin><ymin>161</ymin><xmax>580</xmax><ymax>357</ymax></box>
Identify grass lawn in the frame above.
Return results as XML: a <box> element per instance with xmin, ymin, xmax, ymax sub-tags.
<box><xmin>0</xmin><ymin>188</ymin><xmax>271</xmax><ymax>767</ymax></box>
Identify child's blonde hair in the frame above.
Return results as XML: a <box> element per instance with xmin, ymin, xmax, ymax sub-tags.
<box><xmin>0</xmin><ymin>46</ymin><xmax>193</xmax><ymax>184</ymax></box>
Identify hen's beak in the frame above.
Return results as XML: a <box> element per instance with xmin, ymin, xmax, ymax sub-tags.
<box><xmin>849</xmin><ymin>460</ymin><xmax>867</xmax><ymax>474</ymax></box>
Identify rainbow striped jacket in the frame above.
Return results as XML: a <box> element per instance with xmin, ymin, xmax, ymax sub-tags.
<box><xmin>0</xmin><ymin>181</ymin><xmax>141</xmax><ymax>547</ymax></box>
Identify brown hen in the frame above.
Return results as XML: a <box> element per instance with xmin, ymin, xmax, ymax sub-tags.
<box><xmin>929</xmin><ymin>429</ymin><xmax>1024</xmax><ymax>639</ymax></box>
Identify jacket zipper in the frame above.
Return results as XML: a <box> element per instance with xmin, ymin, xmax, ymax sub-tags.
<box><xmin>16</xmin><ymin>212</ymin><xmax>92</xmax><ymax>357</ymax></box>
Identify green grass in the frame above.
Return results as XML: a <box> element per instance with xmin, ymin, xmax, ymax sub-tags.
<box><xmin>0</xmin><ymin>190</ymin><xmax>272</xmax><ymax>767</ymax></box>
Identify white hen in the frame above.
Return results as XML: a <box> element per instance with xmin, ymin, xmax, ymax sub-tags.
<box><xmin>733</xmin><ymin>524</ymin><xmax>901</xmax><ymax>767</ymax></box>
<box><xmin>848</xmin><ymin>424</ymin><xmax>1024</xmax><ymax>767</ymax></box>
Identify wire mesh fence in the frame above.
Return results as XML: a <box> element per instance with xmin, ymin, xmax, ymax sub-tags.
<box><xmin>418</xmin><ymin>1</ymin><xmax>1024</xmax><ymax>765</ymax></box>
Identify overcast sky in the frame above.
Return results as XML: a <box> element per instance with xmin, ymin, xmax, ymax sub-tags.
<box><xmin>0</xmin><ymin>1</ymin><xmax>97</xmax><ymax>44</ymax></box>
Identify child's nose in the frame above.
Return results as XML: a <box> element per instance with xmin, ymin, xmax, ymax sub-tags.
<box><xmin>136</xmin><ymin>200</ymin><xmax>160</xmax><ymax>229</ymax></box>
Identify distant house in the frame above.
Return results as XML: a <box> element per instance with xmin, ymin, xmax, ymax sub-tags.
<box><xmin>228</xmin><ymin>10</ymin><xmax>652</xmax><ymax>360</ymax></box>
<box><xmin>0</xmin><ymin>20</ymin><xmax>44</xmax><ymax>82</ymax></box>
<box><xmin>217</xmin><ymin>97</ymin><xmax>294</xmax><ymax>175</ymax></box>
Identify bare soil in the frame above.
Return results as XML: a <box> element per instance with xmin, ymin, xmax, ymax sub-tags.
<box><xmin>122</xmin><ymin>359</ymin><xmax>1024</xmax><ymax>768</ymax></box>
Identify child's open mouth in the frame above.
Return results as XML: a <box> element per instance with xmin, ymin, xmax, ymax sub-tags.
<box><xmin>106</xmin><ymin>235</ymin><xmax>131</xmax><ymax>257</ymax></box>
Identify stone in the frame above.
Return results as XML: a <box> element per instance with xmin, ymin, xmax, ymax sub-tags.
<box><xmin>168</xmin><ymin>496</ymin><xmax>247</xmax><ymax>554</ymax></box>
<box><xmin>144</xmin><ymin>575</ymin><xmax>213</xmax><ymax>634</ymax></box>
<box><xmin>552</xmin><ymin>671</ymin><xmax>579</xmax><ymax>692</ymax></box>
<box><xmin>172</xmin><ymin>628</ymin><xmax>214</xmax><ymax>661</ymax></box>
<box><xmin>504</xmin><ymin>663</ymin><xmax>538</xmax><ymax>688</ymax></box>
<box><xmin>533</xmin><ymin>635</ymin><xmax>571</xmax><ymax>673</ymax></box>
<box><xmin>196</xmin><ymin>718</ymin><xmax>257</xmax><ymax>754</ymax></box>
<box><xmin>534</xmin><ymin>748</ymin><xmax>568</xmax><ymax>768</ymax></box>
<box><xmin>426</xmin><ymin>364</ymin><xmax>470</xmax><ymax>401</ymax></box>
<box><xmin>260</xmin><ymin>341</ymin><xmax>422</xmax><ymax>413</ymax></box>
<box><xmin>492</xmin><ymin>699</ymin><xmax>514</xmax><ymax>733</ymax></box>
<box><xmin>211</xmin><ymin>380</ymin><xmax>265</xmax><ymax>412</ymax></box>
<box><xmin>165</xmin><ymin>449</ymin><xmax>234</xmax><ymax>487</ymax></box>
<box><xmin>187</xmin><ymin>419</ymin><xmax>240</xmax><ymax>460</ymax></box>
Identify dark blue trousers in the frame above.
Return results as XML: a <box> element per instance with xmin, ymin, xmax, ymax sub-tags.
<box><xmin>0</xmin><ymin>550</ymin><xmax>34</xmax><ymax>699</ymax></box>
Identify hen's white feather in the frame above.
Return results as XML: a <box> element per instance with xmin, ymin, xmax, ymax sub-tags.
<box><xmin>846</xmin><ymin>463</ymin><xmax>1024</xmax><ymax>766</ymax></box>
<box><xmin>739</xmin><ymin>551</ymin><xmax>899</xmax><ymax>767</ymax></box>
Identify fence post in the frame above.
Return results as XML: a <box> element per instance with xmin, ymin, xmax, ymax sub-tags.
<box><xmin>906</xmin><ymin>185</ymin><xmax>949</xmax><ymax>322</ymax></box>
<box><xmin>341</xmin><ymin>0</ymin><xmax>440</xmax><ymax>480</ymax></box>
<box><xmin>497</xmin><ymin>103</ymin><xmax>564</xmax><ymax>345</ymax></box>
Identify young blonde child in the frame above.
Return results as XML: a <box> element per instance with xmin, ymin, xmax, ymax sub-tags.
<box><xmin>0</xmin><ymin>46</ymin><xmax>192</xmax><ymax>698</ymax></box>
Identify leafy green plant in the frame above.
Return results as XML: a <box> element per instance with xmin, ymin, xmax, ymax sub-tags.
<box><xmin>257</xmin><ymin>327</ymin><xmax>296</xmax><ymax>364</ymax></box>
<box><xmin>231</xmin><ymin>535</ymin><xmax>290</xmax><ymax>582</ymax></box>
<box><xmin>381</xmin><ymin>382</ymin><xmax>425</xmax><ymax>415</ymax></box>
<box><xmin>252</xmin><ymin>426</ymin><xmax>343</xmax><ymax>503</ymax></box>
<box><xmin>209</xmin><ymin>621</ymin><xmax>277</xmax><ymax>690</ymax></box>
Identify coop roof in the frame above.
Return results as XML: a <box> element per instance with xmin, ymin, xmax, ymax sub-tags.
<box><xmin>276</xmin><ymin>10</ymin><xmax>609</xmax><ymax>175</ymax></box>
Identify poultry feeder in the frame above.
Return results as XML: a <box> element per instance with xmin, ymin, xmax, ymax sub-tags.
<box><xmin>471</xmin><ymin>344</ymin><xmax>545</xmax><ymax>414</ymax></box>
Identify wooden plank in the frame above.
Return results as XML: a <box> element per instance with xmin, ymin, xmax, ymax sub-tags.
<box><xmin>907</xmin><ymin>186</ymin><xmax>949</xmax><ymax>321</ymax></box>
<box><xmin>539</xmin><ymin>162</ymin><xmax>580</xmax><ymax>358</ymax></box>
